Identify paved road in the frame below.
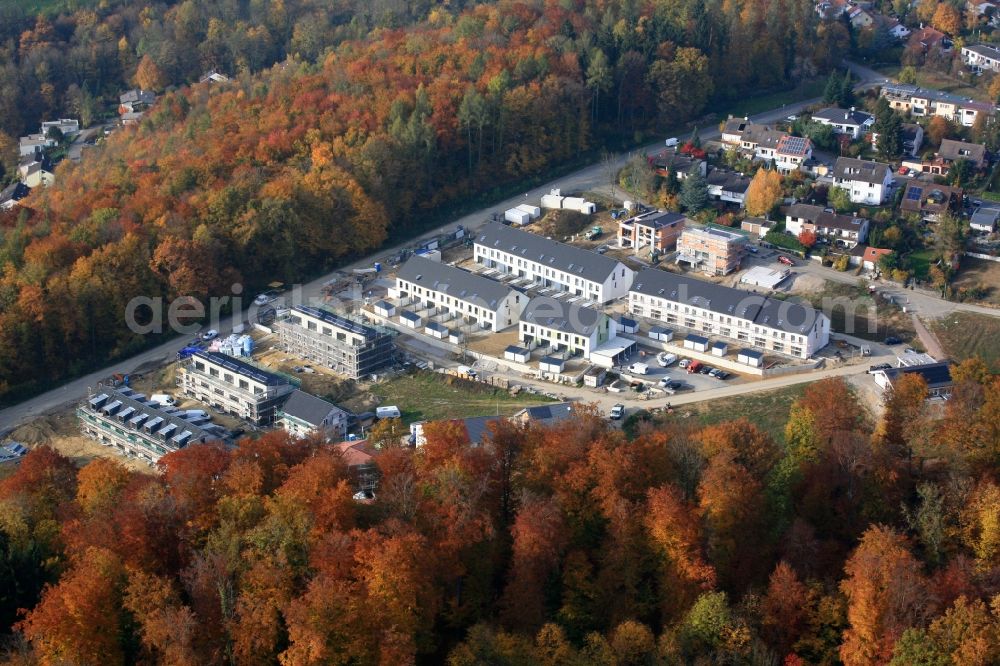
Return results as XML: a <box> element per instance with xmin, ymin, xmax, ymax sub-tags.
<box><xmin>0</xmin><ymin>61</ymin><xmax>898</xmax><ymax>433</ymax></box>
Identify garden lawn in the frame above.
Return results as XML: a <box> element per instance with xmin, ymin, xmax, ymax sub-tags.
<box><xmin>371</xmin><ymin>370</ymin><xmax>554</xmax><ymax>423</ymax></box>
<box><xmin>931</xmin><ymin>312</ymin><xmax>1000</xmax><ymax>372</ymax></box>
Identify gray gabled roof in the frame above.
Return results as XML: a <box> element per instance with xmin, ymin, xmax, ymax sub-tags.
<box><xmin>705</xmin><ymin>168</ymin><xmax>751</xmax><ymax>193</ymax></box>
<box><xmin>397</xmin><ymin>255</ymin><xmax>515</xmax><ymax>310</ymax></box>
<box><xmin>631</xmin><ymin>268</ymin><xmax>824</xmax><ymax>335</ymax></box>
<box><xmin>280</xmin><ymin>389</ymin><xmax>344</xmax><ymax>426</ymax></box>
<box><xmin>833</xmin><ymin>157</ymin><xmax>891</xmax><ymax>185</ymax></box>
<box><xmin>812</xmin><ymin>107</ymin><xmax>875</xmax><ymax>126</ymax></box>
<box><xmin>938</xmin><ymin>139</ymin><xmax>986</xmax><ymax>167</ymax></box>
<box><xmin>520</xmin><ymin>296</ymin><xmax>606</xmax><ymax>337</ymax></box>
<box><xmin>785</xmin><ymin>203</ymin><xmax>868</xmax><ymax>232</ymax></box>
<box><xmin>475</xmin><ymin>222</ymin><xmax>627</xmax><ymax>285</ymax></box>
<box><xmin>880</xmin><ymin>362</ymin><xmax>953</xmax><ymax>389</ymax></box>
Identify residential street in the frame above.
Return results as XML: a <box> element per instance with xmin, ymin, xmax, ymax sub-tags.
<box><xmin>0</xmin><ymin>61</ymin><xmax>968</xmax><ymax>433</ymax></box>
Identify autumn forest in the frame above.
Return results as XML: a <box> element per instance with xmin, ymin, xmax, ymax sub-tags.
<box><xmin>0</xmin><ymin>0</ymin><xmax>848</xmax><ymax>401</ymax></box>
<box><xmin>1</xmin><ymin>370</ymin><xmax>1000</xmax><ymax>664</ymax></box>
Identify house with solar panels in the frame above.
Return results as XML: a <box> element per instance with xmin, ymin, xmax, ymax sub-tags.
<box><xmin>179</xmin><ymin>350</ymin><xmax>295</xmax><ymax>426</ymax></box>
<box><xmin>78</xmin><ymin>386</ymin><xmax>229</xmax><ymax>464</ymax></box>
<box><xmin>394</xmin><ymin>255</ymin><xmax>526</xmax><ymax>332</ymax></box>
<box><xmin>775</xmin><ymin>135</ymin><xmax>813</xmax><ymax>174</ymax></box>
<box><xmin>274</xmin><ymin>306</ymin><xmax>394</xmax><ymax>380</ymax></box>
<box><xmin>628</xmin><ymin>268</ymin><xmax>830</xmax><ymax>359</ymax></box>
<box><xmin>473</xmin><ymin>222</ymin><xmax>634</xmax><ymax>303</ymax></box>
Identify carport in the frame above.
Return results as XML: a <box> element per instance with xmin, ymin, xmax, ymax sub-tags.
<box><xmin>589</xmin><ymin>339</ymin><xmax>638</xmax><ymax>369</ymax></box>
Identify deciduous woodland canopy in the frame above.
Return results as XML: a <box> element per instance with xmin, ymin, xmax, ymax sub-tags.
<box><xmin>2</xmin><ymin>373</ymin><xmax>1000</xmax><ymax>664</ymax></box>
<box><xmin>0</xmin><ymin>0</ymin><xmax>845</xmax><ymax>401</ymax></box>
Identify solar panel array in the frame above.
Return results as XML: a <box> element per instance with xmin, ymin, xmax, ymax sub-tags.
<box><xmin>778</xmin><ymin>135</ymin><xmax>810</xmax><ymax>155</ymax></box>
<box><xmin>906</xmin><ymin>185</ymin><xmax>923</xmax><ymax>201</ymax></box>
<box><xmin>196</xmin><ymin>350</ymin><xmax>287</xmax><ymax>386</ymax></box>
<box><xmin>296</xmin><ymin>306</ymin><xmax>376</xmax><ymax>339</ymax></box>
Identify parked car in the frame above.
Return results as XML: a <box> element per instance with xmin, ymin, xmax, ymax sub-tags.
<box><xmin>786</xmin><ymin>114</ymin><xmax>798</xmax><ymax>121</ymax></box>
<box><xmin>868</xmin><ymin>363</ymin><xmax>892</xmax><ymax>373</ymax></box>
<box><xmin>699</xmin><ymin>365</ymin><xmax>713</xmax><ymax>375</ymax></box>
<box><xmin>202</xmin><ymin>329</ymin><xmax>218</xmax><ymax>341</ymax></box>
<box><xmin>665</xmin><ymin>137</ymin><xmax>679</xmax><ymax>147</ymax></box>
<box><xmin>656</xmin><ymin>352</ymin><xmax>677</xmax><ymax>367</ymax></box>
<box><xmin>609</xmin><ymin>404</ymin><xmax>626</xmax><ymax>420</ymax></box>
<box><xmin>884</xmin><ymin>336</ymin><xmax>902</xmax><ymax>345</ymax></box>
<box><xmin>596</xmin><ymin>245</ymin><xmax>609</xmax><ymax>254</ymax></box>
<box><xmin>150</xmin><ymin>393</ymin><xmax>175</xmax><ymax>407</ymax></box>
<box><xmin>708</xmin><ymin>368</ymin><xmax>721</xmax><ymax>378</ymax></box>
<box><xmin>678</xmin><ymin>359</ymin><xmax>691</xmax><ymax>369</ymax></box>
<box><xmin>777</xmin><ymin>255</ymin><xmax>795</xmax><ymax>267</ymax></box>
<box><xmin>716</xmin><ymin>371</ymin><xmax>731</xmax><ymax>380</ymax></box>
<box><xmin>897</xmin><ymin>166</ymin><xmax>909</xmax><ymax>175</ymax></box>
<box><xmin>747</xmin><ymin>246</ymin><xmax>758</xmax><ymax>254</ymax></box>
<box><xmin>687</xmin><ymin>360</ymin><xmax>703</xmax><ymax>374</ymax></box>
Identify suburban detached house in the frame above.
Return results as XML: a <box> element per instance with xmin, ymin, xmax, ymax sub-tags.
<box><xmin>628</xmin><ymin>267</ymin><xmax>830</xmax><ymax>359</ymax></box>
<box><xmin>873</xmin><ymin>123</ymin><xmax>924</xmax><ymax>157</ymax></box>
<box><xmin>18</xmin><ymin>133</ymin><xmax>53</xmax><ymax>157</ymax></box>
<box><xmin>963</xmin><ymin>43</ymin><xmax>1000</xmax><ymax>73</ymax></box>
<box><xmin>739</xmin><ymin>125</ymin><xmax>786</xmax><ymax>162</ymax></box>
<box><xmin>886</xmin><ymin>18</ymin><xmax>911</xmax><ymax>40</ymax></box>
<box><xmin>617</xmin><ymin>210</ymin><xmax>687</xmax><ymax>255</ymax></box>
<box><xmin>831</xmin><ymin>157</ymin><xmax>894</xmax><ymax>205</ymax></box>
<box><xmin>119</xmin><ymin>89</ymin><xmax>156</xmax><ymax>114</ymax></box>
<box><xmin>903</xmin><ymin>138</ymin><xmax>986</xmax><ymax>175</ymax></box>
<box><xmin>815</xmin><ymin>0</ymin><xmax>850</xmax><ymax>19</ymax></box>
<box><xmin>873</xmin><ymin>362</ymin><xmax>954</xmax><ymax>397</ymax></box>
<box><xmin>970</xmin><ymin>204</ymin><xmax>1000</xmax><ymax>232</ymax></box>
<box><xmin>651</xmin><ymin>148</ymin><xmax>706</xmax><ymax>179</ymax></box>
<box><xmin>909</xmin><ymin>26</ymin><xmax>952</xmax><ymax>55</ymax></box>
<box><xmin>676</xmin><ymin>225</ymin><xmax>749</xmax><ymax>275</ymax></box>
<box><xmin>721</xmin><ymin>117</ymin><xmax>752</xmax><ymax>145</ymax></box>
<box><xmin>18</xmin><ymin>156</ymin><xmax>55</xmax><ymax>188</ymax></box>
<box><xmin>812</xmin><ymin>107</ymin><xmax>875</xmax><ymax>140</ymax></box>
<box><xmin>881</xmin><ymin>83</ymin><xmax>996</xmax><ymax>127</ymax></box>
<box><xmin>775</xmin><ymin>135</ymin><xmax>813</xmax><ymax>173</ymax></box>
<box><xmin>518</xmin><ymin>297</ymin><xmax>615</xmax><ymax>360</ymax></box>
<box><xmin>0</xmin><ymin>182</ymin><xmax>30</xmax><ymax>211</ymax></box>
<box><xmin>706</xmin><ymin>168</ymin><xmax>752</xmax><ymax>206</ymax></box>
<box><xmin>900</xmin><ymin>181</ymin><xmax>963</xmax><ymax>222</ymax></box>
<box><xmin>474</xmin><ymin>222</ymin><xmax>635</xmax><ymax>303</ymax></box>
<box><xmin>848</xmin><ymin>6</ymin><xmax>876</xmax><ymax>28</ymax></box>
<box><xmin>784</xmin><ymin>203</ymin><xmax>870</xmax><ymax>246</ymax></box>
<box><xmin>848</xmin><ymin>245</ymin><xmax>894</xmax><ymax>271</ymax></box>
<box><xmin>277</xmin><ymin>389</ymin><xmax>350</xmax><ymax>439</ymax></box>
<box><xmin>40</xmin><ymin>119</ymin><xmax>79</xmax><ymax>137</ymax></box>
<box><xmin>395</xmin><ymin>255</ymin><xmax>526</xmax><ymax>332</ymax></box>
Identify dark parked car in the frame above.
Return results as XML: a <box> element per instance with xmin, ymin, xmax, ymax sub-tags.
<box><xmin>699</xmin><ymin>365</ymin><xmax>713</xmax><ymax>375</ymax></box>
<box><xmin>716</xmin><ymin>371</ymin><xmax>731</xmax><ymax>380</ymax></box>
<box><xmin>885</xmin><ymin>336</ymin><xmax>902</xmax><ymax>345</ymax></box>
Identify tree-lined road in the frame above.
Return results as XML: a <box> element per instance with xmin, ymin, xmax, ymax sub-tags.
<box><xmin>0</xmin><ymin>61</ymin><xmax>919</xmax><ymax>434</ymax></box>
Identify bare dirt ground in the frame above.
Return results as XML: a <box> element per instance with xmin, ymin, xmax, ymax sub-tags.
<box><xmin>950</xmin><ymin>257</ymin><xmax>1000</xmax><ymax>307</ymax></box>
<box><xmin>785</xmin><ymin>272</ymin><xmax>828</xmax><ymax>296</ymax></box>
<box><xmin>10</xmin><ymin>411</ymin><xmax>153</xmax><ymax>472</ymax></box>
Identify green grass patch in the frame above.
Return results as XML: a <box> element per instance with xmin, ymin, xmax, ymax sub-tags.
<box><xmin>908</xmin><ymin>249</ymin><xmax>936</xmax><ymax>280</ymax></box>
<box><xmin>931</xmin><ymin>312</ymin><xmax>1000</xmax><ymax>372</ymax></box>
<box><xmin>661</xmin><ymin>384</ymin><xmax>810</xmax><ymax>443</ymax></box>
<box><xmin>371</xmin><ymin>370</ymin><xmax>554</xmax><ymax>424</ymax></box>
<box><xmin>764</xmin><ymin>230</ymin><xmax>807</xmax><ymax>255</ymax></box>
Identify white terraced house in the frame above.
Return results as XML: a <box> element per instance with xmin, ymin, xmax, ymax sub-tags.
<box><xmin>394</xmin><ymin>255</ymin><xmax>526</xmax><ymax>331</ymax></box>
<box><xmin>628</xmin><ymin>268</ymin><xmax>830</xmax><ymax>359</ymax></box>
<box><xmin>963</xmin><ymin>43</ymin><xmax>1000</xmax><ymax>73</ymax></box>
<box><xmin>518</xmin><ymin>297</ymin><xmax>616</xmax><ymax>359</ymax></box>
<box><xmin>474</xmin><ymin>222</ymin><xmax>634</xmax><ymax>303</ymax></box>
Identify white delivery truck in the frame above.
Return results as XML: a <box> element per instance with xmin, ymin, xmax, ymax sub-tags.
<box><xmin>627</xmin><ymin>362</ymin><xmax>649</xmax><ymax>375</ymax></box>
<box><xmin>376</xmin><ymin>406</ymin><xmax>402</xmax><ymax>419</ymax></box>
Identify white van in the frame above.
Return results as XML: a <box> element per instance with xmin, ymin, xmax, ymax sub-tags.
<box><xmin>656</xmin><ymin>353</ymin><xmax>678</xmax><ymax>367</ymax></box>
<box><xmin>627</xmin><ymin>362</ymin><xmax>649</xmax><ymax>375</ymax></box>
<box><xmin>150</xmin><ymin>394</ymin><xmax>175</xmax><ymax>407</ymax></box>
<box><xmin>665</xmin><ymin>137</ymin><xmax>679</xmax><ymax>147</ymax></box>
<box><xmin>376</xmin><ymin>406</ymin><xmax>402</xmax><ymax>419</ymax></box>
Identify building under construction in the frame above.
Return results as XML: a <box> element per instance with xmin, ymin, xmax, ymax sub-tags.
<box><xmin>274</xmin><ymin>306</ymin><xmax>394</xmax><ymax>379</ymax></box>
